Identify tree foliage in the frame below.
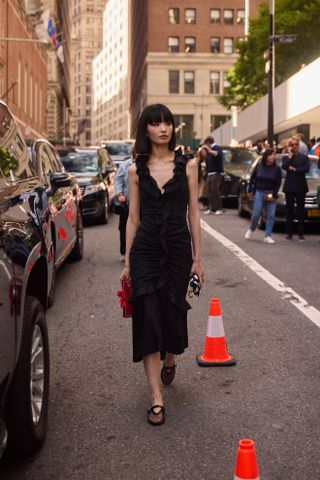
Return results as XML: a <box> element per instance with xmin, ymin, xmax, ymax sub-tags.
<box><xmin>219</xmin><ymin>0</ymin><xmax>320</xmax><ymax>110</ymax></box>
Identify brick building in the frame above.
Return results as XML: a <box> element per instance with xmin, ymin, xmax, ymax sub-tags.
<box><xmin>0</xmin><ymin>0</ymin><xmax>48</xmax><ymax>139</ymax></box>
<box><xmin>130</xmin><ymin>0</ymin><xmax>263</xmax><ymax>145</ymax></box>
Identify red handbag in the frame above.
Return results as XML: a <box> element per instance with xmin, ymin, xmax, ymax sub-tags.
<box><xmin>117</xmin><ymin>279</ymin><xmax>132</xmax><ymax>318</ymax></box>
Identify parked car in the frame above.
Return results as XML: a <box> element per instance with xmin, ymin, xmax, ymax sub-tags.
<box><xmin>220</xmin><ymin>146</ymin><xmax>258</xmax><ymax>203</ymax></box>
<box><xmin>0</xmin><ymin>101</ymin><xmax>83</xmax><ymax>459</ymax></box>
<box><xmin>238</xmin><ymin>154</ymin><xmax>320</xmax><ymax>226</ymax></box>
<box><xmin>101</xmin><ymin>140</ymin><xmax>134</xmax><ymax>168</ymax></box>
<box><xmin>60</xmin><ymin>148</ymin><xmax>116</xmax><ymax>224</ymax></box>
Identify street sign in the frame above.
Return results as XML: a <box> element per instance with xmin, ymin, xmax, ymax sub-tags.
<box><xmin>271</xmin><ymin>34</ymin><xmax>297</xmax><ymax>43</ymax></box>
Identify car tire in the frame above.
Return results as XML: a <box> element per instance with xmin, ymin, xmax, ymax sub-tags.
<box><xmin>97</xmin><ymin>193</ymin><xmax>109</xmax><ymax>225</ymax></box>
<box><xmin>69</xmin><ymin>209</ymin><xmax>84</xmax><ymax>262</ymax></box>
<box><xmin>5</xmin><ymin>296</ymin><xmax>49</xmax><ymax>458</ymax></box>
<box><xmin>47</xmin><ymin>245</ymin><xmax>56</xmax><ymax>308</ymax></box>
<box><xmin>237</xmin><ymin>195</ymin><xmax>247</xmax><ymax>217</ymax></box>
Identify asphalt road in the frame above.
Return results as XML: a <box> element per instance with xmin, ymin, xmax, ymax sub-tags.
<box><xmin>1</xmin><ymin>209</ymin><xmax>320</xmax><ymax>480</ymax></box>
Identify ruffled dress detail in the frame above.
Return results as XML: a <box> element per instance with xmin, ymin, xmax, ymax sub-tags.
<box><xmin>130</xmin><ymin>149</ymin><xmax>193</xmax><ymax>362</ymax></box>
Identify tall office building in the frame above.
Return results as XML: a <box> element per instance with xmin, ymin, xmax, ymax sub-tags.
<box><xmin>130</xmin><ymin>0</ymin><xmax>264</xmax><ymax>145</ymax></box>
<box><xmin>24</xmin><ymin>0</ymin><xmax>72</xmax><ymax>143</ymax></box>
<box><xmin>71</xmin><ymin>0</ymin><xmax>105</xmax><ymax>146</ymax></box>
<box><xmin>92</xmin><ymin>0</ymin><xmax>129</xmax><ymax>144</ymax></box>
<box><xmin>0</xmin><ymin>0</ymin><xmax>47</xmax><ymax>138</ymax></box>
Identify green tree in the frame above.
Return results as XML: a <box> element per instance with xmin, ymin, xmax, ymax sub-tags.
<box><xmin>219</xmin><ymin>0</ymin><xmax>320</xmax><ymax>110</ymax></box>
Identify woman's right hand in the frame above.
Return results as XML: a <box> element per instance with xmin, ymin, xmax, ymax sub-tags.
<box><xmin>120</xmin><ymin>265</ymin><xmax>130</xmax><ymax>283</ymax></box>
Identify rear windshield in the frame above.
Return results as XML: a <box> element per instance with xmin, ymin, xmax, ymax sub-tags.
<box><xmin>61</xmin><ymin>152</ymin><xmax>99</xmax><ymax>173</ymax></box>
<box><xmin>105</xmin><ymin>142</ymin><xmax>133</xmax><ymax>156</ymax></box>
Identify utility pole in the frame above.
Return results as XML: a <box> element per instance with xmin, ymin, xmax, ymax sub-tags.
<box><xmin>245</xmin><ymin>0</ymin><xmax>250</xmax><ymax>37</ymax></box>
<box><xmin>267</xmin><ymin>0</ymin><xmax>275</xmax><ymax>147</ymax></box>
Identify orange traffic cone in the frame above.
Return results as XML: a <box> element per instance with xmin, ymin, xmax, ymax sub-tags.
<box><xmin>196</xmin><ymin>298</ymin><xmax>236</xmax><ymax>367</ymax></box>
<box><xmin>234</xmin><ymin>439</ymin><xmax>260</xmax><ymax>480</ymax></box>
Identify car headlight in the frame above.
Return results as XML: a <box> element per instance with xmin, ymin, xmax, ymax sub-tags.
<box><xmin>84</xmin><ymin>184</ymin><xmax>100</xmax><ymax>195</ymax></box>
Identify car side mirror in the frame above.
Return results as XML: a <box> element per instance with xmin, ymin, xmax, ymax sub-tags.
<box><xmin>50</xmin><ymin>172</ymin><xmax>72</xmax><ymax>190</ymax></box>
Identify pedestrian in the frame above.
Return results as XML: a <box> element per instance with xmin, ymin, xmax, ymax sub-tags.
<box><xmin>196</xmin><ymin>146</ymin><xmax>209</xmax><ymax>209</ymax></box>
<box><xmin>245</xmin><ymin>148</ymin><xmax>282</xmax><ymax>244</ymax></box>
<box><xmin>202</xmin><ymin>136</ymin><xmax>224</xmax><ymax>215</ymax></box>
<box><xmin>296</xmin><ymin>132</ymin><xmax>308</xmax><ymax>155</ymax></box>
<box><xmin>114</xmin><ymin>147</ymin><xmax>136</xmax><ymax>261</ymax></box>
<box><xmin>119</xmin><ymin>104</ymin><xmax>204</xmax><ymax>426</ymax></box>
<box><xmin>282</xmin><ymin>136</ymin><xmax>310</xmax><ymax>241</ymax></box>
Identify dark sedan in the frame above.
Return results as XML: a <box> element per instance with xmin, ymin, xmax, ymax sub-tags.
<box><xmin>238</xmin><ymin>154</ymin><xmax>320</xmax><ymax>226</ymax></box>
<box><xmin>60</xmin><ymin>149</ymin><xmax>116</xmax><ymax>224</ymax></box>
<box><xmin>220</xmin><ymin>147</ymin><xmax>258</xmax><ymax>203</ymax></box>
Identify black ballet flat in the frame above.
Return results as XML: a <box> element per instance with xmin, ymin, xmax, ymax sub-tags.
<box><xmin>147</xmin><ymin>405</ymin><xmax>165</xmax><ymax>426</ymax></box>
<box><xmin>161</xmin><ymin>363</ymin><xmax>177</xmax><ymax>385</ymax></box>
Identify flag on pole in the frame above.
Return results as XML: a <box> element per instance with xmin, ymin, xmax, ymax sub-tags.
<box><xmin>77</xmin><ymin>119</ymin><xmax>87</xmax><ymax>136</ymax></box>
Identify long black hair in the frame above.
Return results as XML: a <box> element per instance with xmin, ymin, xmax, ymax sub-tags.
<box><xmin>135</xmin><ymin>104</ymin><xmax>176</xmax><ymax>155</ymax></box>
<box><xmin>261</xmin><ymin>148</ymin><xmax>275</xmax><ymax>166</ymax></box>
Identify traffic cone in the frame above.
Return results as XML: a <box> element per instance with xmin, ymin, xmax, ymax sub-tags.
<box><xmin>234</xmin><ymin>439</ymin><xmax>260</xmax><ymax>480</ymax></box>
<box><xmin>196</xmin><ymin>298</ymin><xmax>236</xmax><ymax>367</ymax></box>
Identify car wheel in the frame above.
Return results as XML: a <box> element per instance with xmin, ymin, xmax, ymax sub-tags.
<box><xmin>5</xmin><ymin>296</ymin><xmax>49</xmax><ymax>458</ymax></box>
<box><xmin>69</xmin><ymin>209</ymin><xmax>84</xmax><ymax>261</ymax></box>
<box><xmin>237</xmin><ymin>195</ymin><xmax>247</xmax><ymax>217</ymax></box>
<box><xmin>47</xmin><ymin>245</ymin><xmax>56</xmax><ymax>308</ymax></box>
<box><xmin>97</xmin><ymin>193</ymin><xmax>109</xmax><ymax>225</ymax></box>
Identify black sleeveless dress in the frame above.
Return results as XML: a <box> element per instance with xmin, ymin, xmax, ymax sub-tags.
<box><xmin>130</xmin><ymin>149</ymin><xmax>193</xmax><ymax>362</ymax></box>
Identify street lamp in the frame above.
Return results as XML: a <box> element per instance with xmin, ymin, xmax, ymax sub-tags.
<box><xmin>267</xmin><ymin>0</ymin><xmax>275</xmax><ymax>147</ymax></box>
<box><xmin>267</xmin><ymin>1</ymin><xmax>297</xmax><ymax>146</ymax></box>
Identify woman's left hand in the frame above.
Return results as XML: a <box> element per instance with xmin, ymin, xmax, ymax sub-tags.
<box><xmin>190</xmin><ymin>260</ymin><xmax>205</xmax><ymax>287</ymax></box>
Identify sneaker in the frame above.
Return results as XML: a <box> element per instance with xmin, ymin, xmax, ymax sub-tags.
<box><xmin>284</xmin><ymin>235</ymin><xmax>292</xmax><ymax>240</ymax></box>
<box><xmin>298</xmin><ymin>235</ymin><xmax>306</xmax><ymax>241</ymax></box>
<box><xmin>203</xmin><ymin>209</ymin><xmax>213</xmax><ymax>215</ymax></box>
<box><xmin>120</xmin><ymin>254</ymin><xmax>125</xmax><ymax>262</ymax></box>
<box><xmin>215</xmin><ymin>210</ymin><xmax>223</xmax><ymax>215</ymax></box>
<box><xmin>264</xmin><ymin>236</ymin><xmax>275</xmax><ymax>244</ymax></box>
<box><xmin>245</xmin><ymin>229</ymin><xmax>254</xmax><ymax>240</ymax></box>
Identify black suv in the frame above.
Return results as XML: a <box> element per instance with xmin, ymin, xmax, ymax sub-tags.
<box><xmin>60</xmin><ymin>148</ymin><xmax>115</xmax><ymax>224</ymax></box>
<box><xmin>0</xmin><ymin>101</ymin><xmax>82</xmax><ymax>459</ymax></box>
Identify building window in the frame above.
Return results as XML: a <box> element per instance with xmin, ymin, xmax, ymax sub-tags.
<box><xmin>210</xmin><ymin>37</ymin><xmax>220</xmax><ymax>53</ymax></box>
<box><xmin>168</xmin><ymin>36</ymin><xmax>179</xmax><ymax>52</ymax></box>
<box><xmin>169</xmin><ymin>71</ymin><xmax>179</xmax><ymax>93</ymax></box>
<box><xmin>223</xmin><ymin>38</ymin><xmax>233</xmax><ymax>54</ymax></box>
<box><xmin>237</xmin><ymin>9</ymin><xmax>245</xmax><ymax>24</ymax></box>
<box><xmin>210</xmin><ymin>9</ymin><xmax>220</xmax><ymax>24</ymax></box>
<box><xmin>185</xmin><ymin>8</ymin><xmax>196</xmax><ymax>24</ymax></box>
<box><xmin>210</xmin><ymin>72</ymin><xmax>220</xmax><ymax>95</ymax></box>
<box><xmin>224</xmin><ymin>9</ymin><xmax>234</xmax><ymax>25</ymax></box>
<box><xmin>184</xmin><ymin>71</ymin><xmax>194</xmax><ymax>94</ymax></box>
<box><xmin>168</xmin><ymin>8</ymin><xmax>179</xmax><ymax>24</ymax></box>
<box><xmin>185</xmin><ymin>37</ymin><xmax>196</xmax><ymax>53</ymax></box>
<box><xmin>173</xmin><ymin>114</ymin><xmax>194</xmax><ymax>141</ymax></box>
<box><xmin>223</xmin><ymin>72</ymin><xmax>231</xmax><ymax>93</ymax></box>
<box><xmin>211</xmin><ymin>114</ymin><xmax>231</xmax><ymax>131</ymax></box>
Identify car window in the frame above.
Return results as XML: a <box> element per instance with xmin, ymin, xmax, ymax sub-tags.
<box><xmin>105</xmin><ymin>142</ymin><xmax>133</xmax><ymax>156</ymax></box>
<box><xmin>61</xmin><ymin>152</ymin><xmax>99</xmax><ymax>173</ymax></box>
<box><xmin>0</xmin><ymin>104</ymin><xmax>35</xmax><ymax>183</ymax></box>
<box><xmin>38</xmin><ymin>144</ymin><xmax>55</xmax><ymax>185</ymax></box>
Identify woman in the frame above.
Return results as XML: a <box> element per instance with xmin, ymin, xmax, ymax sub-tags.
<box><xmin>120</xmin><ymin>104</ymin><xmax>204</xmax><ymax>426</ymax></box>
<box><xmin>245</xmin><ymin>148</ymin><xmax>282</xmax><ymax>244</ymax></box>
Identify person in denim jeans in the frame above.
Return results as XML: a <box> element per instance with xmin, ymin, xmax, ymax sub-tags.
<box><xmin>245</xmin><ymin>149</ymin><xmax>282</xmax><ymax>244</ymax></box>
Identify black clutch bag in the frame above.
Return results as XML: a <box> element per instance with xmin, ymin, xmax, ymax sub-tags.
<box><xmin>187</xmin><ymin>273</ymin><xmax>201</xmax><ymax>298</ymax></box>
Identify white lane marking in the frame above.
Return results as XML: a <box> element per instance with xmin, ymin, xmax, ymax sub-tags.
<box><xmin>201</xmin><ymin>219</ymin><xmax>320</xmax><ymax>329</ymax></box>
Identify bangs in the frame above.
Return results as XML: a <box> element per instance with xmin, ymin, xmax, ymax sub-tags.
<box><xmin>145</xmin><ymin>104</ymin><xmax>174</xmax><ymax>125</ymax></box>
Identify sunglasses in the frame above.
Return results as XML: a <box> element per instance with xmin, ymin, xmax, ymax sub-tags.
<box><xmin>289</xmin><ymin>143</ymin><xmax>299</xmax><ymax>146</ymax></box>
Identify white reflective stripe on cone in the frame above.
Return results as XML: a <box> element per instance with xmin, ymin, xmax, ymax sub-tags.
<box><xmin>206</xmin><ymin>315</ymin><xmax>225</xmax><ymax>338</ymax></box>
<box><xmin>234</xmin><ymin>477</ymin><xmax>260</xmax><ymax>480</ymax></box>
